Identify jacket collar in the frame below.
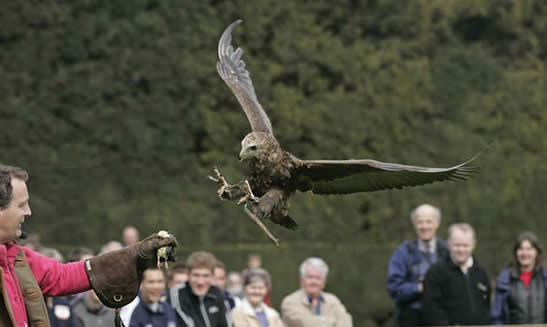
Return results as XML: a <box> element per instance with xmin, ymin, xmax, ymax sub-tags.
<box><xmin>240</xmin><ymin>298</ymin><xmax>277</xmax><ymax>319</ymax></box>
<box><xmin>297</xmin><ymin>289</ymin><xmax>325</xmax><ymax>306</ymax></box>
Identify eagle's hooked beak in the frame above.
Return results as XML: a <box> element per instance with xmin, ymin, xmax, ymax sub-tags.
<box><xmin>239</xmin><ymin>148</ymin><xmax>249</xmax><ymax>161</ymax></box>
<box><xmin>239</xmin><ymin>146</ymin><xmax>256</xmax><ymax>161</ymax></box>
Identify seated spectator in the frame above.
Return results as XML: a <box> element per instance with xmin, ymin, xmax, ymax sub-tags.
<box><xmin>129</xmin><ymin>268</ymin><xmax>176</xmax><ymax>327</ymax></box>
<box><xmin>422</xmin><ymin>223</ymin><xmax>490</xmax><ymax>326</ymax></box>
<box><xmin>232</xmin><ymin>268</ymin><xmax>282</xmax><ymax>327</ymax></box>
<box><xmin>281</xmin><ymin>257</ymin><xmax>352</xmax><ymax>327</ymax></box>
<box><xmin>167</xmin><ymin>262</ymin><xmax>189</xmax><ymax>289</ymax></box>
<box><xmin>492</xmin><ymin>231</ymin><xmax>547</xmax><ymax>324</ymax></box>
<box><xmin>215</xmin><ymin>259</ymin><xmax>239</xmax><ymax>309</ymax></box>
<box><xmin>168</xmin><ymin>251</ymin><xmax>230</xmax><ymax>327</ymax></box>
<box><xmin>227</xmin><ymin>271</ymin><xmax>244</xmax><ymax>299</ymax></box>
<box><xmin>71</xmin><ymin>290</ymin><xmax>115</xmax><ymax>327</ymax></box>
<box><xmin>387</xmin><ymin>204</ymin><xmax>448</xmax><ymax>327</ymax></box>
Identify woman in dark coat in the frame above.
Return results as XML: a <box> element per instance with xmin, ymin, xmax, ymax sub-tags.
<box><xmin>491</xmin><ymin>231</ymin><xmax>547</xmax><ymax>324</ymax></box>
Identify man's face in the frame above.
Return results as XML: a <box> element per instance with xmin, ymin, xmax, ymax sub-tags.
<box><xmin>141</xmin><ymin>269</ymin><xmax>165</xmax><ymax>304</ymax></box>
<box><xmin>413</xmin><ymin>205</ymin><xmax>439</xmax><ymax>242</ymax></box>
<box><xmin>123</xmin><ymin>228</ymin><xmax>139</xmax><ymax>246</ymax></box>
<box><xmin>449</xmin><ymin>229</ymin><xmax>475</xmax><ymax>265</ymax></box>
<box><xmin>213</xmin><ymin>267</ymin><xmax>226</xmax><ymax>290</ymax></box>
<box><xmin>189</xmin><ymin>268</ymin><xmax>212</xmax><ymax>296</ymax></box>
<box><xmin>0</xmin><ymin>178</ymin><xmax>31</xmax><ymax>243</ymax></box>
<box><xmin>300</xmin><ymin>267</ymin><xmax>326</xmax><ymax>298</ymax></box>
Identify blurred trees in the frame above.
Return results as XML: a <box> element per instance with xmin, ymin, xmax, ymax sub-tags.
<box><xmin>2</xmin><ymin>0</ymin><xmax>547</xmax><ymax>325</ymax></box>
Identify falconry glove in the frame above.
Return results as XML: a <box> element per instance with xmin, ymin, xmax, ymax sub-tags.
<box><xmin>85</xmin><ymin>232</ymin><xmax>177</xmax><ymax>308</ymax></box>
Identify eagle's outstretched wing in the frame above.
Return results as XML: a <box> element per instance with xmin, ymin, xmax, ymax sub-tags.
<box><xmin>292</xmin><ymin>157</ymin><xmax>478</xmax><ymax>195</ymax></box>
<box><xmin>217</xmin><ymin>20</ymin><xmax>274</xmax><ymax>135</ymax></box>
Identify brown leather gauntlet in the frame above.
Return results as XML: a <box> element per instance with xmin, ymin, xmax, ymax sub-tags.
<box><xmin>85</xmin><ymin>232</ymin><xmax>177</xmax><ymax>308</ymax></box>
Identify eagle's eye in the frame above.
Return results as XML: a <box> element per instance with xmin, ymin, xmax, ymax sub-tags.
<box><xmin>249</xmin><ymin>145</ymin><xmax>257</xmax><ymax>151</ymax></box>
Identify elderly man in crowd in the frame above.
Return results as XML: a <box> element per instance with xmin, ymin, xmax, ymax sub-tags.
<box><xmin>387</xmin><ymin>204</ymin><xmax>448</xmax><ymax>327</ymax></box>
<box><xmin>422</xmin><ymin>223</ymin><xmax>490</xmax><ymax>326</ymax></box>
<box><xmin>281</xmin><ymin>257</ymin><xmax>352</xmax><ymax>327</ymax></box>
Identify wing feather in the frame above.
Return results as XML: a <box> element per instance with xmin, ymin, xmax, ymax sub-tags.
<box><xmin>217</xmin><ymin>20</ymin><xmax>274</xmax><ymax>135</ymax></box>
<box><xmin>293</xmin><ymin>156</ymin><xmax>478</xmax><ymax>194</ymax></box>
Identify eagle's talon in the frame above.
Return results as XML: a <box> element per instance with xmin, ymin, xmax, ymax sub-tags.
<box><xmin>209</xmin><ymin>168</ymin><xmax>230</xmax><ymax>199</ymax></box>
<box><xmin>243</xmin><ymin>180</ymin><xmax>259</xmax><ymax>203</ymax></box>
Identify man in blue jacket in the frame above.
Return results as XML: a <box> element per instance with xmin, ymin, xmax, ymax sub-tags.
<box><xmin>129</xmin><ymin>268</ymin><xmax>176</xmax><ymax>327</ymax></box>
<box><xmin>387</xmin><ymin>204</ymin><xmax>448</xmax><ymax>327</ymax></box>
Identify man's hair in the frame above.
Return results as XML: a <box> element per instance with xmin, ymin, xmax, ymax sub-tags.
<box><xmin>143</xmin><ymin>267</ymin><xmax>165</xmax><ymax>281</ymax></box>
<box><xmin>243</xmin><ymin>268</ymin><xmax>271</xmax><ymax>288</ymax></box>
<box><xmin>448</xmin><ymin>223</ymin><xmax>476</xmax><ymax>243</ymax></box>
<box><xmin>167</xmin><ymin>262</ymin><xmax>188</xmax><ymax>281</ymax></box>
<box><xmin>215</xmin><ymin>259</ymin><xmax>225</xmax><ymax>271</ymax></box>
<box><xmin>0</xmin><ymin>164</ymin><xmax>29</xmax><ymax>209</ymax></box>
<box><xmin>299</xmin><ymin>257</ymin><xmax>329</xmax><ymax>279</ymax></box>
<box><xmin>410</xmin><ymin>204</ymin><xmax>441</xmax><ymax>223</ymax></box>
<box><xmin>513</xmin><ymin>231</ymin><xmax>543</xmax><ymax>268</ymax></box>
<box><xmin>186</xmin><ymin>251</ymin><xmax>217</xmax><ymax>272</ymax></box>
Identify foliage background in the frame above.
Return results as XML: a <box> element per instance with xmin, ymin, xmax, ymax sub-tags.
<box><xmin>2</xmin><ymin>0</ymin><xmax>547</xmax><ymax>325</ymax></box>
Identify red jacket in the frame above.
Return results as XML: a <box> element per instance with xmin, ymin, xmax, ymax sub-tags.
<box><xmin>0</xmin><ymin>243</ymin><xmax>90</xmax><ymax>326</ymax></box>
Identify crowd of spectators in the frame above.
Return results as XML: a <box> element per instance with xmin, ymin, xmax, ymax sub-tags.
<box><xmin>388</xmin><ymin>203</ymin><xmax>547</xmax><ymax>326</ymax></box>
<box><xmin>20</xmin><ymin>226</ymin><xmax>353</xmax><ymax>327</ymax></box>
<box><xmin>23</xmin><ymin>204</ymin><xmax>545</xmax><ymax>327</ymax></box>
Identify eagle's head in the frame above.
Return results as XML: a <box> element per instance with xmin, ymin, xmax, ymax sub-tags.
<box><xmin>240</xmin><ymin>132</ymin><xmax>280</xmax><ymax>162</ymax></box>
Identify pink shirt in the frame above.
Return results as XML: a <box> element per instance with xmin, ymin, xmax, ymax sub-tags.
<box><xmin>0</xmin><ymin>243</ymin><xmax>91</xmax><ymax>326</ymax></box>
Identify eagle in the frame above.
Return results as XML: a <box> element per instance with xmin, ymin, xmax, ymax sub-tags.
<box><xmin>209</xmin><ymin>20</ymin><xmax>478</xmax><ymax>245</ymax></box>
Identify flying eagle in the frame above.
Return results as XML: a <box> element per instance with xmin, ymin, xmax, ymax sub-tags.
<box><xmin>209</xmin><ymin>20</ymin><xmax>478</xmax><ymax>245</ymax></box>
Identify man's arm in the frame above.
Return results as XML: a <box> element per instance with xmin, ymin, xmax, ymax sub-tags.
<box><xmin>387</xmin><ymin>244</ymin><xmax>420</xmax><ymax>303</ymax></box>
<box><xmin>421</xmin><ymin>265</ymin><xmax>447</xmax><ymax>326</ymax></box>
<box><xmin>24</xmin><ymin>248</ymin><xmax>90</xmax><ymax>296</ymax></box>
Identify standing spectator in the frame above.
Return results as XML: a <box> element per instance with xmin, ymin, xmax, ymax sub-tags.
<box><xmin>491</xmin><ymin>231</ymin><xmax>547</xmax><ymax>324</ymax></box>
<box><xmin>168</xmin><ymin>251</ymin><xmax>230</xmax><ymax>327</ymax></box>
<box><xmin>129</xmin><ymin>268</ymin><xmax>176</xmax><ymax>327</ymax></box>
<box><xmin>247</xmin><ymin>254</ymin><xmax>262</xmax><ymax>269</ymax></box>
<box><xmin>281</xmin><ymin>257</ymin><xmax>352</xmax><ymax>327</ymax></box>
<box><xmin>215</xmin><ymin>260</ymin><xmax>239</xmax><ymax>309</ymax></box>
<box><xmin>167</xmin><ymin>262</ymin><xmax>189</xmax><ymax>289</ymax></box>
<box><xmin>387</xmin><ymin>204</ymin><xmax>448</xmax><ymax>327</ymax></box>
<box><xmin>123</xmin><ymin>226</ymin><xmax>140</xmax><ymax>247</ymax></box>
<box><xmin>232</xmin><ymin>268</ymin><xmax>283</xmax><ymax>327</ymax></box>
<box><xmin>422</xmin><ymin>223</ymin><xmax>490</xmax><ymax>326</ymax></box>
